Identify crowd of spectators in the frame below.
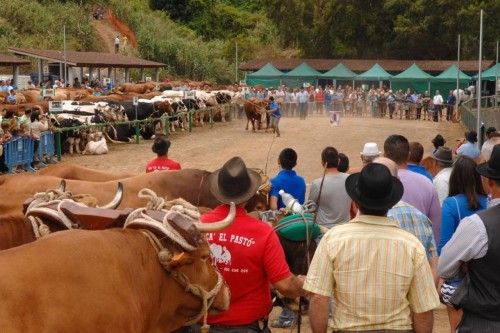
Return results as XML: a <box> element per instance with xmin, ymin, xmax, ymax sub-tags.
<box><xmin>245</xmin><ymin>84</ymin><xmax>462</xmax><ymax>122</ymax></box>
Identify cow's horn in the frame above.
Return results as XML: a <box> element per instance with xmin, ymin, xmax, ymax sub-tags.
<box><xmin>194</xmin><ymin>202</ymin><xmax>236</xmax><ymax>233</ymax></box>
<box><xmin>58</xmin><ymin>179</ymin><xmax>66</xmax><ymax>192</ymax></box>
<box><xmin>97</xmin><ymin>182</ymin><xmax>123</xmax><ymax>209</ymax></box>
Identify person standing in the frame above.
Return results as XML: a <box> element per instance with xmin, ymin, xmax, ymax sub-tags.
<box><xmin>269</xmin><ymin>148</ymin><xmax>306</xmax><ymax>328</ymax></box>
<box><xmin>407</xmin><ymin>141</ymin><xmax>433</xmax><ymax>181</ymax></box>
<box><xmin>446</xmin><ymin>90</ymin><xmax>456</xmax><ymax>121</ymax></box>
<box><xmin>431</xmin><ymin>146</ymin><xmax>454</xmax><ymax>205</ymax></box>
<box><xmin>183</xmin><ymin>157</ymin><xmax>306</xmax><ymax>333</ymax></box>
<box><xmin>305</xmin><ymin>163</ymin><xmax>440</xmax><ymax>333</ymax></box>
<box><xmin>438</xmin><ymin>144</ymin><xmax>500</xmax><ymax>332</ymax></box>
<box><xmin>433</xmin><ymin>90</ymin><xmax>443</xmax><ymax>122</ymax></box>
<box><xmin>297</xmin><ymin>88</ymin><xmax>309</xmax><ymax>120</ymax></box>
<box><xmin>266</xmin><ymin>96</ymin><xmax>281</xmax><ymax>137</ymax></box>
<box><xmin>114</xmin><ymin>35</ymin><xmax>120</xmax><ymax>54</ymax></box>
<box><xmin>384</xmin><ymin>134</ymin><xmax>441</xmax><ymax>240</ymax></box>
<box><xmin>457</xmin><ymin>130</ymin><xmax>481</xmax><ymax>160</ymax></box>
<box><xmin>308</xmin><ymin>146</ymin><xmax>351</xmax><ymax>229</ymax></box>
<box><xmin>145</xmin><ymin>137</ymin><xmax>181</xmax><ymax>172</ymax></box>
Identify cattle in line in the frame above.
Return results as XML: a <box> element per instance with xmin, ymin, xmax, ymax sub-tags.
<box><xmin>0</xmin><ymin>203</ymin><xmax>235</xmax><ymax>332</ymax></box>
<box><xmin>0</xmin><ymin>168</ymin><xmax>269</xmax><ymax>218</ymax></box>
<box><xmin>244</xmin><ymin>99</ymin><xmax>270</xmax><ymax>131</ymax></box>
<box><xmin>117</xmin><ymin>82</ymin><xmax>157</xmax><ymax>94</ymax></box>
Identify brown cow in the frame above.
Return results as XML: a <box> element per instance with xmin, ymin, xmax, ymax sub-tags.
<box><xmin>118</xmin><ymin>82</ymin><xmax>157</xmax><ymax>94</ymax></box>
<box><xmin>0</xmin><ymin>168</ymin><xmax>268</xmax><ymax>217</ymax></box>
<box><xmin>244</xmin><ymin>100</ymin><xmax>269</xmax><ymax>131</ymax></box>
<box><xmin>0</xmin><ymin>206</ymin><xmax>234</xmax><ymax>332</ymax></box>
<box><xmin>36</xmin><ymin>164</ymin><xmax>136</xmax><ymax>181</ymax></box>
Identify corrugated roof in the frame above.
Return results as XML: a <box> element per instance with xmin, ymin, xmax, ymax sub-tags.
<box><xmin>8</xmin><ymin>48</ymin><xmax>165</xmax><ymax>68</ymax></box>
<box><xmin>240</xmin><ymin>58</ymin><xmax>493</xmax><ymax>73</ymax></box>
<box><xmin>0</xmin><ymin>54</ymin><xmax>31</xmax><ymax>66</ymax></box>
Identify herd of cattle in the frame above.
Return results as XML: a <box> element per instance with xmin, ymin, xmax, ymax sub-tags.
<box><xmin>1</xmin><ymin>82</ymin><xmax>263</xmax><ymax>155</ymax></box>
<box><xmin>0</xmin><ymin>164</ymin><xmax>271</xmax><ymax>331</ymax></box>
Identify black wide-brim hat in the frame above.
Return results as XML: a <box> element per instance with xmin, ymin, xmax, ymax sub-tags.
<box><xmin>476</xmin><ymin>144</ymin><xmax>500</xmax><ymax>180</ymax></box>
<box><xmin>345</xmin><ymin>163</ymin><xmax>404</xmax><ymax>210</ymax></box>
<box><xmin>209</xmin><ymin>156</ymin><xmax>262</xmax><ymax>204</ymax></box>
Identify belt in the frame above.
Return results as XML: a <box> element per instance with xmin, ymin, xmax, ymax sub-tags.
<box><xmin>209</xmin><ymin>318</ymin><xmax>269</xmax><ymax>332</ymax></box>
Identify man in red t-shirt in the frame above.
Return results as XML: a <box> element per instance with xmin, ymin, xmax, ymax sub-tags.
<box><xmin>145</xmin><ymin>137</ymin><xmax>181</xmax><ymax>173</ymax></box>
<box><xmin>182</xmin><ymin>156</ymin><xmax>305</xmax><ymax>333</ymax></box>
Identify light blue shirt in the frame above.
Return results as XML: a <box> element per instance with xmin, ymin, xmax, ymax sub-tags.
<box><xmin>457</xmin><ymin>141</ymin><xmax>480</xmax><ymax>159</ymax></box>
<box><xmin>298</xmin><ymin>91</ymin><xmax>309</xmax><ymax>103</ymax></box>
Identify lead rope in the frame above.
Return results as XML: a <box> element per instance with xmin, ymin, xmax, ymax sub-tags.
<box><xmin>128</xmin><ymin>189</ymin><xmax>224</xmax><ymax>331</ymax></box>
<box><xmin>141</xmin><ymin>229</ymin><xmax>222</xmax><ymax>332</ymax></box>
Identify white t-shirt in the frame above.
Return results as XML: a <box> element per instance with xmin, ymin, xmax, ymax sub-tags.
<box><xmin>433</xmin><ymin>95</ymin><xmax>443</xmax><ymax>105</ymax></box>
<box><xmin>114</xmin><ymin>37</ymin><xmax>120</xmax><ymax>45</ymax></box>
<box><xmin>433</xmin><ymin>167</ymin><xmax>453</xmax><ymax>205</ymax></box>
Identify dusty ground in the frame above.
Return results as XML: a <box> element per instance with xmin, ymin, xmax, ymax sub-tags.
<box><xmin>62</xmin><ymin>114</ymin><xmax>461</xmax><ymax>333</ymax></box>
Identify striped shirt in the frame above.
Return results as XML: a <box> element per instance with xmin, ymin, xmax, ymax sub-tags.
<box><xmin>304</xmin><ymin>215</ymin><xmax>440</xmax><ymax>331</ymax></box>
<box><xmin>388</xmin><ymin>201</ymin><xmax>437</xmax><ymax>259</ymax></box>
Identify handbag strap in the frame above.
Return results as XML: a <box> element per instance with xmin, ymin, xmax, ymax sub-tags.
<box><xmin>453</xmin><ymin>196</ymin><xmax>462</xmax><ymax>221</ymax></box>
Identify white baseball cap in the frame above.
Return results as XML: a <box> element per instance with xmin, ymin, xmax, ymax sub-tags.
<box><xmin>361</xmin><ymin>142</ymin><xmax>381</xmax><ymax>157</ymax></box>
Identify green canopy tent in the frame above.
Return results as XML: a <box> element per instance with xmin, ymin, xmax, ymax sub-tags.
<box><xmin>473</xmin><ymin>63</ymin><xmax>499</xmax><ymax>81</ymax></box>
<box><xmin>282</xmin><ymin>62</ymin><xmax>321</xmax><ymax>88</ymax></box>
<box><xmin>432</xmin><ymin>64</ymin><xmax>472</xmax><ymax>95</ymax></box>
<box><xmin>320</xmin><ymin>63</ymin><xmax>357</xmax><ymax>87</ymax></box>
<box><xmin>246</xmin><ymin>63</ymin><xmax>284</xmax><ymax>88</ymax></box>
<box><xmin>391</xmin><ymin>63</ymin><xmax>433</xmax><ymax>93</ymax></box>
<box><xmin>354</xmin><ymin>63</ymin><xmax>392</xmax><ymax>88</ymax></box>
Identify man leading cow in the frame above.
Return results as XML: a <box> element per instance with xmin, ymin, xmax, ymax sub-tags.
<box><xmin>182</xmin><ymin>156</ymin><xmax>306</xmax><ymax>333</ymax></box>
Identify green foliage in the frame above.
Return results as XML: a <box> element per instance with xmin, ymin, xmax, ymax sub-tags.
<box><xmin>0</xmin><ymin>0</ymin><xmax>97</xmax><ymax>52</ymax></box>
<box><xmin>109</xmin><ymin>0</ymin><xmax>234</xmax><ymax>82</ymax></box>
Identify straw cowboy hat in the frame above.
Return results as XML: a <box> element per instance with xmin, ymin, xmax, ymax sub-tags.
<box><xmin>208</xmin><ymin>156</ymin><xmax>261</xmax><ymax>204</ymax></box>
<box><xmin>345</xmin><ymin>163</ymin><xmax>403</xmax><ymax>210</ymax></box>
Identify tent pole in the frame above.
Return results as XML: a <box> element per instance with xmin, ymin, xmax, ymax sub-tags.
<box><xmin>456</xmin><ymin>34</ymin><xmax>460</xmax><ymax>114</ymax></box>
<box><xmin>495</xmin><ymin>40</ymin><xmax>498</xmax><ymax>106</ymax></box>
<box><xmin>476</xmin><ymin>9</ymin><xmax>483</xmax><ymax>147</ymax></box>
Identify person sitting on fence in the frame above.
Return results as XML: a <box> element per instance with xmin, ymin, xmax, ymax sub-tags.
<box><xmin>31</xmin><ymin>111</ymin><xmax>49</xmax><ymax>167</ymax></box>
<box><xmin>145</xmin><ymin>136</ymin><xmax>181</xmax><ymax>173</ymax></box>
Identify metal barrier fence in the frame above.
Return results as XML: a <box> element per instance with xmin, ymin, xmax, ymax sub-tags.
<box><xmin>461</xmin><ymin>95</ymin><xmax>499</xmax><ymax>131</ymax></box>
<box><xmin>4</xmin><ymin>136</ymin><xmax>36</xmax><ymax>173</ymax></box>
<box><xmin>37</xmin><ymin>131</ymin><xmax>56</xmax><ymax>166</ymax></box>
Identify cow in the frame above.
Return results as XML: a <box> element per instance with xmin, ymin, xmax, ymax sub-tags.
<box><xmin>0</xmin><ymin>204</ymin><xmax>234</xmax><ymax>332</ymax></box>
<box><xmin>0</xmin><ymin>168</ymin><xmax>269</xmax><ymax>217</ymax></box>
<box><xmin>244</xmin><ymin>100</ymin><xmax>269</xmax><ymax>131</ymax></box>
<box><xmin>117</xmin><ymin>82</ymin><xmax>157</xmax><ymax>94</ymax></box>
<box><xmin>36</xmin><ymin>163</ymin><xmax>135</xmax><ymax>181</ymax></box>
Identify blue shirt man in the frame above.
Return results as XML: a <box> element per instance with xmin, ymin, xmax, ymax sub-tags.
<box><xmin>298</xmin><ymin>90</ymin><xmax>309</xmax><ymax>104</ymax></box>
<box><xmin>270</xmin><ymin>148</ymin><xmax>306</xmax><ymax>210</ymax></box>
<box><xmin>268</xmin><ymin>100</ymin><xmax>281</xmax><ymax>118</ymax></box>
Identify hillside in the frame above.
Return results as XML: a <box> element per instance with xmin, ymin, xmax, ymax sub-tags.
<box><xmin>1</xmin><ymin>0</ymin><xmax>498</xmax><ymax>83</ymax></box>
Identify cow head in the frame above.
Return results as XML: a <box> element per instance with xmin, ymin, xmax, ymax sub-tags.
<box><xmin>124</xmin><ymin>199</ymin><xmax>236</xmax><ymax>322</ymax></box>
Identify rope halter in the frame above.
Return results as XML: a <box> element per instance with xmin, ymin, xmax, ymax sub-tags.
<box><xmin>124</xmin><ymin>188</ymin><xmax>229</xmax><ymax>331</ymax></box>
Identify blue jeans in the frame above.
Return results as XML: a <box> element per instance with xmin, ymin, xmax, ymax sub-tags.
<box><xmin>278</xmin><ymin>306</ymin><xmax>296</xmax><ymax>323</ymax></box>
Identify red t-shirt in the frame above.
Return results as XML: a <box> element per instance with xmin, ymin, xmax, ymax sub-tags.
<box><xmin>145</xmin><ymin>157</ymin><xmax>181</xmax><ymax>173</ymax></box>
<box><xmin>202</xmin><ymin>205</ymin><xmax>291</xmax><ymax>326</ymax></box>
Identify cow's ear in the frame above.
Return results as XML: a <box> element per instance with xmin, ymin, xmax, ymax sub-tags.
<box><xmin>167</xmin><ymin>252</ymin><xmax>194</xmax><ymax>269</ymax></box>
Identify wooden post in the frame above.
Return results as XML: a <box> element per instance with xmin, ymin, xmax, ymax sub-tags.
<box><xmin>140</xmin><ymin>68</ymin><xmax>145</xmax><ymax>82</ymax></box>
<box><xmin>38</xmin><ymin>59</ymin><xmax>43</xmax><ymax>86</ymax></box>
<box><xmin>124</xmin><ymin>68</ymin><xmax>130</xmax><ymax>83</ymax></box>
<box><xmin>12</xmin><ymin>65</ymin><xmax>19</xmax><ymax>87</ymax></box>
<box><xmin>154</xmin><ymin>68</ymin><xmax>160</xmax><ymax>82</ymax></box>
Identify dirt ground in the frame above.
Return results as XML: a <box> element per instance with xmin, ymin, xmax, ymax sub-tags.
<box><xmin>62</xmin><ymin>114</ymin><xmax>461</xmax><ymax>333</ymax></box>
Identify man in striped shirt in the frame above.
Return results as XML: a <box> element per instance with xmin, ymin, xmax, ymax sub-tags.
<box><xmin>304</xmin><ymin>163</ymin><xmax>440</xmax><ymax>333</ymax></box>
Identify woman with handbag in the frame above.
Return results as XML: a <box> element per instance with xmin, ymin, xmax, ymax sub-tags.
<box><xmin>438</xmin><ymin>155</ymin><xmax>488</xmax><ymax>332</ymax></box>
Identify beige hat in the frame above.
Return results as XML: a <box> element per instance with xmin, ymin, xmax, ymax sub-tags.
<box><xmin>361</xmin><ymin>142</ymin><xmax>381</xmax><ymax>157</ymax></box>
